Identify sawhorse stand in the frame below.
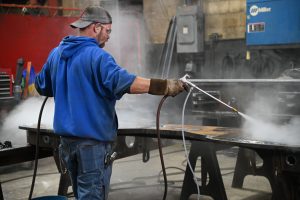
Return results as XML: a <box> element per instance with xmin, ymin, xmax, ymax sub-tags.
<box><xmin>180</xmin><ymin>141</ymin><xmax>229</xmax><ymax>200</ymax></box>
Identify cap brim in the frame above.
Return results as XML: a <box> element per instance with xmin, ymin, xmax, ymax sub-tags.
<box><xmin>70</xmin><ymin>19</ymin><xmax>93</xmax><ymax>29</ymax></box>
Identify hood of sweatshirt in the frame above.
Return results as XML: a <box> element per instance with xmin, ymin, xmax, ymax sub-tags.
<box><xmin>58</xmin><ymin>36</ymin><xmax>99</xmax><ymax>59</ymax></box>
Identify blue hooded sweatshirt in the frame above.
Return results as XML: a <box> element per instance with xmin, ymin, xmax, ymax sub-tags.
<box><xmin>35</xmin><ymin>36</ymin><xmax>136</xmax><ymax>141</ymax></box>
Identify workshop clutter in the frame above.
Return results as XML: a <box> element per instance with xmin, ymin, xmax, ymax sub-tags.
<box><xmin>12</xmin><ymin>58</ymin><xmax>39</xmax><ymax>100</ymax></box>
<box><xmin>21</xmin><ymin>61</ymin><xmax>39</xmax><ymax>98</ymax></box>
<box><xmin>0</xmin><ymin>68</ymin><xmax>13</xmax><ymax>101</ymax></box>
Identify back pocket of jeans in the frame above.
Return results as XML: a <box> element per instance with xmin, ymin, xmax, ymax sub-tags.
<box><xmin>78</xmin><ymin>144</ymin><xmax>104</xmax><ymax>173</ymax></box>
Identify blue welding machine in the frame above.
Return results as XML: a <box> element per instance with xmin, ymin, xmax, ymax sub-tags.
<box><xmin>246</xmin><ymin>0</ymin><xmax>300</xmax><ymax>46</ymax></box>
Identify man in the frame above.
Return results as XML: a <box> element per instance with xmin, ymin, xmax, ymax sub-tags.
<box><xmin>35</xmin><ymin>5</ymin><xmax>186</xmax><ymax>200</ymax></box>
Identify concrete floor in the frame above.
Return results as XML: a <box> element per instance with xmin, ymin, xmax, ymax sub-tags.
<box><xmin>0</xmin><ymin>142</ymin><xmax>272</xmax><ymax>200</ymax></box>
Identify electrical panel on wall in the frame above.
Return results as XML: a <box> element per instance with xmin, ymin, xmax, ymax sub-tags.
<box><xmin>176</xmin><ymin>5</ymin><xmax>204</xmax><ymax>53</ymax></box>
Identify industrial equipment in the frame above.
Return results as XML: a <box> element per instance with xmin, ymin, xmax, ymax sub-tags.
<box><xmin>246</xmin><ymin>0</ymin><xmax>300</xmax><ymax>47</ymax></box>
<box><xmin>162</xmin><ymin>0</ymin><xmax>300</xmax><ymax>126</ymax></box>
<box><xmin>0</xmin><ymin>70</ymin><xmax>13</xmax><ymax>101</ymax></box>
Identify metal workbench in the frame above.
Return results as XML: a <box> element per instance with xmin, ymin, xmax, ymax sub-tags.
<box><xmin>15</xmin><ymin>125</ymin><xmax>300</xmax><ymax>200</ymax></box>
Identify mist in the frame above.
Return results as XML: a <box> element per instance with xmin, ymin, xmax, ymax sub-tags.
<box><xmin>106</xmin><ymin>2</ymin><xmax>183</xmax><ymax>127</ymax></box>
<box><xmin>0</xmin><ymin>97</ymin><xmax>54</xmax><ymax>146</ymax></box>
<box><xmin>241</xmin><ymin>93</ymin><xmax>300</xmax><ymax>146</ymax></box>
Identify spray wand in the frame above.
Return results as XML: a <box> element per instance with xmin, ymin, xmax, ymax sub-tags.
<box><xmin>180</xmin><ymin>74</ymin><xmax>239</xmax><ymax>114</ymax></box>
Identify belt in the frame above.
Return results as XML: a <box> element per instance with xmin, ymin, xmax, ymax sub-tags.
<box><xmin>59</xmin><ymin>135</ymin><xmax>114</xmax><ymax>144</ymax></box>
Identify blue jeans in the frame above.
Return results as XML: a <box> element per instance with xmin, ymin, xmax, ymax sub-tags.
<box><xmin>59</xmin><ymin>137</ymin><xmax>113</xmax><ymax>200</ymax></box>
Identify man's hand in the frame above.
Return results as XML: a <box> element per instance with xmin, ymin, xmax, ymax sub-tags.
<box><xmin>165</xmin><ymin>80</ymin><xmax>187</xmax><ymax>97</ymax></box>
<box><xmin>148</xmin><ymin>79</ymin><xmax>188</xmax><ymax>97</ymax></box>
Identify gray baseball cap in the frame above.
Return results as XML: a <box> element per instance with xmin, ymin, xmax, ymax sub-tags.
<box><xmin>70</xmin><ymin>6</ymin><xmax>112</xmax><ymax>29</ymax></box>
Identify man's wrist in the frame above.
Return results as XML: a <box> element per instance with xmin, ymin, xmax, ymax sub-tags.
<box><xmin>148</xmin><ymin>79</ymin><xmax>167</xmax><ymax>95</ymax></box>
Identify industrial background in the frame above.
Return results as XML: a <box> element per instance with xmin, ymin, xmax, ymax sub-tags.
<box><xmin>0</xmin><ymin>0</ymin><xmax>300</xmax><ymax>200</ymax></box>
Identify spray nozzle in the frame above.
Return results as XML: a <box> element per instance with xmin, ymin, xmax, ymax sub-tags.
<box><xmin>180</xmin><ymin>74</ymin><xmax>191</xmax><ymax>85</ymax></box>
<box><xmin>232</xmin><ymin>107</ymin><xmax>239</xmax><ymax>113</ymax></box>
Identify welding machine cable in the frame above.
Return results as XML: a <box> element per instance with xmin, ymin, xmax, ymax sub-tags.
<box><xmin>28</xmin><ymin>96</ymin><xmax>49</xmax><ymax>200</ymax></box>
<box><xmin>181</xmin><ymin>87</ymin><xmax>201</xmax><ymax>200</ymax></box>
<box><xmin>156</xmin><ymin>95</ymin><xmax>169</xmax><ymax>200</ymax></box>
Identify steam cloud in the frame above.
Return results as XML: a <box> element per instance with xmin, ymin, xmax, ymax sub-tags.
<box><xmin>0</xmin><ymin>97</ymin><xmax>54</xmax><ymax>146</ymax></box>
<box><xmin>242</xmin><ymin>94</ymin><xmax>300</xmax><ymax>146</ymax></box>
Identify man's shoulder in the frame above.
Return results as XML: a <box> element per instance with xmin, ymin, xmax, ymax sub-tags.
<box><xmin>88</xmin><ymin>47</ymin><xmax>114</xmax><ymax>60</ymax></box>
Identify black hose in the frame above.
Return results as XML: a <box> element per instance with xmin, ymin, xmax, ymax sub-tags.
<box><xmin>156</xmin><ymin>95</ymin><xmax>168</xmax><ymax>200</ymax></box>
<box><xmin>158</xmin><ymin>16</ymin><xmax>177</xmax><ymax>79</ymax></box>
<box><xmin>158</xmin><ymin>17</ymin><xmax>174</xmax><ymax>71</ymax></box>
<box><xmin>28</xmin><ymin>96</ymin><xmax>49</xmax><ymax>200</ymax></box>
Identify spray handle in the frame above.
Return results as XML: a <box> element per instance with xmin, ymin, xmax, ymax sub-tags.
<box><xmin>180</xmin><ymin>74</ymin><xmax>191</xmax><ymax>85</ymax></box>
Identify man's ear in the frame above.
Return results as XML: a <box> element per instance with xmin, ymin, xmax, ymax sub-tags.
<box><xmin>95</xmin><ymin>25</ymin><xmax>101</xmax><ymax>34</ymax></box>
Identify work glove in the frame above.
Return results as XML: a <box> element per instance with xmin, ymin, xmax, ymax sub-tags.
<box><xmin>165</xmin><ymin>79</ymin><xmax>187</xmax><ymax>97</ymax></box>
<box><xmin>148</xmin><ymin>79</ymin><xmax>188</xmax><ymax>97</ymax></box>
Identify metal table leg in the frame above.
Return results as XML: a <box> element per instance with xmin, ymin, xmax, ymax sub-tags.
<box><xmin>180</xmin><ymin>141</ymin><xmax>228</xmax><ymax>200</ymax></box>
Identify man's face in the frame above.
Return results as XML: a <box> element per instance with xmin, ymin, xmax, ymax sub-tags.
<box><xmin>97</xmin><ymin>24</ymin><xmax>112</xmax><ymax>48</ymax></box>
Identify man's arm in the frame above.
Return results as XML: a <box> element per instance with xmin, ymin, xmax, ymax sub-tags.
<box><xmin>129</xmin><ymin>76</ymin><xmax>187</xmax><ymax>97</ymax></box>
<box><xmin>129</xmin><ymin>77</ymin><xmax>150</xmax><ymax>94</ymax></box>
